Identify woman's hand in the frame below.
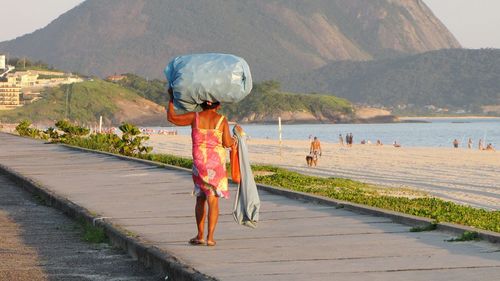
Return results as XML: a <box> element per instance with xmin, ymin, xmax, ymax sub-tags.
<box><xmin>234</xmin><ymin>124</ymin><xmax>243</xmax><ymax>134</ymax></box>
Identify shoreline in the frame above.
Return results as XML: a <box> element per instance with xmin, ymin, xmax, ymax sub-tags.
<box><xmin>399</xmin><ymin>116</ymin><xmax>500</xmax><ymax>120</ymax></box>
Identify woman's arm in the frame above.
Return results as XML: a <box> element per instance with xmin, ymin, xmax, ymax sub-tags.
<box><xmin>166</xmin><ymin>88</ymin><xmax>195</xmax><ymax>126</ymax></box>
<box><xmin>221</xmin><ymin>119</ymin><xmax>239</xmax><ymax>148</ymax></box>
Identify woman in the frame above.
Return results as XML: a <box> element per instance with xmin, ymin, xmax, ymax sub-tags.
<box><xmin>167</xmin><ymin>88</ymin><xmax>238</xmax><ymax>246</ymax></box>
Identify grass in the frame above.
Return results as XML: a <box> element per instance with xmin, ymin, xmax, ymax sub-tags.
<box><xmin>81</xmin><ymin>220</ymin><xmax>108</xmax><ymax>244</ymax></box>
<box><xmin>410</xmin><ymin>223</ymin><xmax>438</xmax><ymax>232</ymax></box>
<box><xmin>250</xmin><ymin>165</ymin><xmax>499</xmax><ymax>233</ymax></box>
<box><xmin>447</xmin><ymin>231</ymin><xmax>481</xmax><ymax>242</ymax></box>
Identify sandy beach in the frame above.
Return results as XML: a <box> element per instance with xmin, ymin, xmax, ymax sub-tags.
<box><xmin>148</xmin><ymin>134</ymin><xmax>500</xmax><ymax>210</ymax></box>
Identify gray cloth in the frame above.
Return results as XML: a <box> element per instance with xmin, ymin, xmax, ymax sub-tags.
<box><xmin>164</xmin><ymin>53</ymin><xmax>253</xmax><ymax>112</ymax></box>
<box><xmin>232</xmin><ymin>127</ymin><xmax>260</xmax><ymax>228</ymax></box>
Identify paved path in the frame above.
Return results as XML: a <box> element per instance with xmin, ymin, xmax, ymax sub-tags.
<box><xmin>0</xmin><ymin>172</ymin><xmax>163</xmax><ymax>280</ymax></box>
<box><xmin>0</xmin><ymin>133</ymin><xmax>499</xmax><ymax>281</ymax></box>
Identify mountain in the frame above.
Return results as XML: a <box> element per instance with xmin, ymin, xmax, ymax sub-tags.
<box><xmin>0</xmin><ymin>80</ymin><xmax>168</xmax><ymax>126</ymax></box>
<box><xmin>0</xmin><ymin>0</ymin><xmax>460</xmax><ymax>81</ymax></box>
<box><xmin>282</xmin><ymin>49</ymin><xmax>500</xmax><ymax>113</ymax></box>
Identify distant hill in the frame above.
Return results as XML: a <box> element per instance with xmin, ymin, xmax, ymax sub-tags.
<box><xmin>0</xmin><ymin>0</ymin><xmax>460</xmax><ymax>81</ymax></box>
<box><xmin>0</xmin><ymin>80</ymin><xmax>168</xmax><ymax>126</ymax></box>
<box><xmin>222</xmin><ymin>81</ymin><xmax>355</xmax><ymax>123</ymax></box>
<box><xmin>113</xmin><ymin>75</ymin><xmax>358</xmax><ymax>123</ymax></box>
<box><xmin>282</xmin><ymin>49</ymin><xmax>500</xmax><ymax>113</ymax></box>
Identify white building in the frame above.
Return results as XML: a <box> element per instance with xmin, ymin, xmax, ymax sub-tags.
<box><xmin>0</xmin><ymin>54</ymin><xmax>5</xmax><ymax>70</ymax></box>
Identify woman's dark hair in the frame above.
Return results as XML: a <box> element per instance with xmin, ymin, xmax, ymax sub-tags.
<box><xmin>200</xmin><ymin>101</ymin><xmax>221</xmax><ymax>110</ymax></box>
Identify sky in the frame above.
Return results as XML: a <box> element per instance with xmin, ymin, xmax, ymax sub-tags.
<box><xmin>0</xmin><ymin>0</ymin><xmax>499</xmax><ymax>49</ymax></box>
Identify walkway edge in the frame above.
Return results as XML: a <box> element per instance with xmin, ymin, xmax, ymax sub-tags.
<box><xmin>60</xmin><ymin>143</ymin><xmax>500</xmax><ymax>244</ymax></box>
<box><xmin>0</xmin><ymin>161</ymin><xmax>217</xmax><ymax>281</ymax></box>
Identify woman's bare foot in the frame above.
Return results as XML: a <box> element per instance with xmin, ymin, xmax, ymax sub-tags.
<box><xmin>206</xmin><ymin>240</ymin><xmax>216</xmax><ymax>247</ymax></box>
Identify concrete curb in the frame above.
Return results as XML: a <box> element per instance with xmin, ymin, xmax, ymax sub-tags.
<box><xmin>0</xmin><ymin>162</ymin><xmax>217</xmax><ymax>281</ymax></box>
<box><xmin>61</xmin><ymin>143</ymin><xmax>500</xmax><ymax>244</ymax></box>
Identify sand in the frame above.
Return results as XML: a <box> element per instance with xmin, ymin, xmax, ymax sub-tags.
<box><xmin>148</xmin><ymin>134</ymin><xmax>500</xmax><ymax>210</ymax></box>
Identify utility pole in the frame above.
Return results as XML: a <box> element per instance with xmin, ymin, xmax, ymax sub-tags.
<box><xmin>65</xmin><ymin>85</ymin><xmax>70</xmax><ymax>119</ymax></box>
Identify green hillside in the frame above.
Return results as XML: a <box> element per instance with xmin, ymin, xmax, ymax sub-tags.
<box><xmin>283</xmin><ymin>49</ymin><xmax>500</xmax><ymax>114</ymax></box>
<box><xmin>0</xmin><ymin>80</ymin><xmax>148</xmax><ymax>124</ymax></box>
<box><xmin>221</xmin><ymin>81</ymin><xmax>354</xmax><ymax>123</ymax></box>
<box><xmin>113</xmin><ymin>75</ymin><xmax>355</xmax><ymax>123</ymax></box>
<box><xmin>113</xmin><ymin>74</ymin><xmax>169</xmax><ymax>106</ymax></box>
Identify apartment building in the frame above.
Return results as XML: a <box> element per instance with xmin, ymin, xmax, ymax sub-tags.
<box><xmin>0</xmin><ymin>76</ymin><xmax>21</xmax><ymax>110</ymax></box>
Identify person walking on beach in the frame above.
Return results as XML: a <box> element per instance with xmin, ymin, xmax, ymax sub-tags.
<box><xmin>467</xmin><ymin>138</ymin><xmax>473</xmax><ymax>149</ymax></box>
<box><xmin>167</xmin><ymin>88</ymin><xmax>239</xmax><ymax>247</ymax></box>
<box><xmin>338</xmin><ymin>134</ymin><xmax>344</xmax><ymax>146</ymax></box>
<box><xmin>479</xmin><ymin>139</ymin><xmax>484</xmax><ymax>150</ymax></box>
<box><xmin>310</xmin><ymin>136</ymin><xmax>322</xmax><ymax>166</ymax></box>
<box><xmin>453</xmin><ymin>139</ymin><xmax>459</xmax><ymax>148</ymax></box>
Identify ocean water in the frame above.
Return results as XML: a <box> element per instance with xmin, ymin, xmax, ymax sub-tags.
<box><xmin>155</xmin><ymin>117</ymin><xmax>500</xmax><ymax>148</ymax></box>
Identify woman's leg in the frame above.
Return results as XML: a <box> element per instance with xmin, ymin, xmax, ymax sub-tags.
<box><xmin>195</xmin><ymin>195</ymin><xmax>207</xmax><ymax>241</ymax></box>
<box><xmin>206</xmin><ymin>195</ymin><xmax>219</xmax><ymax>245</ymax></box>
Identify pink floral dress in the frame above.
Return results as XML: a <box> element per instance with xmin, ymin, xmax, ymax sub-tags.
<box><xmin>191</xmin><ymin>113</ymin><xmax>229</xmax><ymax>199</ymax></box>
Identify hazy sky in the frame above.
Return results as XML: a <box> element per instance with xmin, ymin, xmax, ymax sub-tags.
<box><xmin>0</xmin><ymin>0</ymin><xmax>499</xmax><ymax>49</ymax></box>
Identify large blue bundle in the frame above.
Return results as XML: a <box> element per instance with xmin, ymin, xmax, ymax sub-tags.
<box><xmin>165</xmin><ymin>53</ymin><xmax>253</xmax><ymax>112</ymax></box>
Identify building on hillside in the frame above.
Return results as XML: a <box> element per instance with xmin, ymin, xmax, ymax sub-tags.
<box><xmin>21</xmin><ymin>91</ymin><xmax>42</xmax><ymax>104</ymax></box>
<box><xmin>29</xmin><ymin>70</ymin><xmax>66</xmax><ymax>76</ymax></box>
<box><xmin>0</xmin><ymin>77</ymin><xmax>22</xmax><ymax>110</ymax></box>
<box><xmin>10</xmin><ymin>71</ymin><xmax>39</xmax><ymax>87</ymax></box>
<box><xmin>106</xmin><ymin>75</ymin><xmax>126</xmax><ymax>82</ymax></box>
<box><xmin>0</xmin><ymin>54</ymin><xmax>5</xmax><ymax>70</ymax></box>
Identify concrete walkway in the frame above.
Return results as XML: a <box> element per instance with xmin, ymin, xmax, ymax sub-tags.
<box><xmin>0</xmin><ymin>133</ymin><xmax>499</xmax><ymax>281</ymax></box>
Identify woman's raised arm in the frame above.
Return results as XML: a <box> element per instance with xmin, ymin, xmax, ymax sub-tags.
<box><xmin>167</xmin><ymin>88</ymin><xmax>195</xmax><ymax>126</ymax></box>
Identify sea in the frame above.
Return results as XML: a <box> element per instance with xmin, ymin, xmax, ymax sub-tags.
<box><xmin>153</xmin><ymin>117</ymin><xmax>500</xmax><ymax>148</ymax></box>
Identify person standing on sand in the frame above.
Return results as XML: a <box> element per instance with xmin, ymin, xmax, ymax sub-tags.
<box><xmin>167</xmin><ymin>88</ymin><xmax>240</xmax><ymax>247</ymax></box>
<box><xmin>467</xmin><ymin>138</ymin><xmax>473</xmax><ymax>149</ymax></box>
<box><xmin>339</xmin><ymin>134</ymin><xmax>344</xmax><ymax>146</ymax></box>
<box><xmin>453</xmin><ymin>139</ymin><xmax>459</xmax><ymax>148</ymax></box>
<box><xmin>479</xmin><ymin>139</ymin><xmax>484</xmax><ymax>150</ymax></box>
<box><xmin>310</xmin><ymin>137</ymin><xmax>322</xmax><ymax>166</ymax></box>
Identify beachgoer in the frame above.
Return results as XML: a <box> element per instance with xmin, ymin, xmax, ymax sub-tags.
<box><xmin>479</xmin><ymin>139</ymin><xmax>484</xmax><ymax>150</ymax></box>
<box><xmin>376</xmin><ymin>139</ymin><xmax>383</xmax><ymax>146</ymax></box>
<box><xmin>345</xmin><ymin>134</ymin><xmax>349</xmax><ymax>146</ymax></box>
<box><xmin>453</xmin><ymin>139</ymin><xmax>459</xmax><ymax>148</ymax></box>
<box><xmin>485</xmin><ymin>143</ymin><xmax>495</xmax><ymax>151</ymax></box>
<box><xmin>167</xmin><ymin>88</ymin><xmax>239</xmax><ymax>247</ymax></box>
<box><xmin>348</xmin><ymin>133</ymin><xmax>353</xmax><ymax>147</ymax></box>
<box><xmin>309</xmin><ymin>136</ymin><xmax>322</xmax><ymax>166</ymax></box>
<box><xmin>338</xmin><ymin>134</ymin><xmax>344</xmax><ymax>146</ymax></box>
<box><xmin>467</xmin><ymin>138</ymin><xmax>473</xmax><ymax>149</ymax></box>
<box><xmin>393</xmin><ymin>141</ymin><xmax>401</xmax><ymax>148</ymax></box>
